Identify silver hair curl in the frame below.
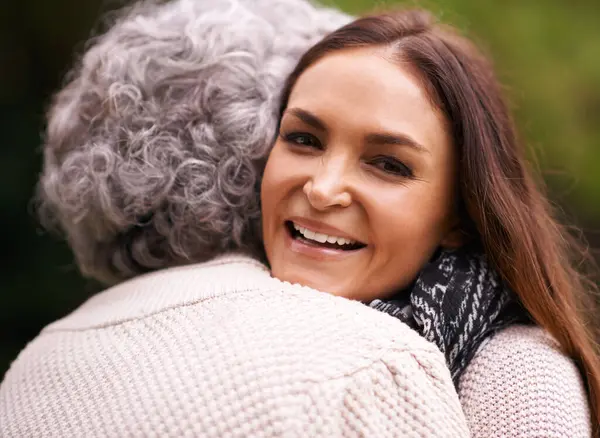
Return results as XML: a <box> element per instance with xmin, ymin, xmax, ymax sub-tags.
<box><xmin>38</xmin><ymin>0</ymin><xmax>351</xmax><ymax>285</ymax></box>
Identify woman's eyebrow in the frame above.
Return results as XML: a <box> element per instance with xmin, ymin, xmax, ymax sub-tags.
<box><xmin>284</xmin><ymin>108</ymin><xmax>428</xmax><ymax>154</ymax></box>
<box><xmin>365</xmin><ymin>132</ymin><xmax>429</xmax><ymax>154</ymax></box>
<box><xmin>285</xmin><ymin>108</ymin><xmax>327</xmax><ymax>132</ymax></box>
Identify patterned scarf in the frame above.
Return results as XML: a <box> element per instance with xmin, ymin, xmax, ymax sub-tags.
<box><xmin>369</xmin><ymin>246</ymin><xmax>529</xmax><ymax>387</ymax></box>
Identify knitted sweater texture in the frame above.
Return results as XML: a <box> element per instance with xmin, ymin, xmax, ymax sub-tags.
<box><xmin>0</xmin><ymin>256</ymin><xmax>469</xmax><ymax>437</ymax></box>
<box><xmin>0</xmin><ymin>255</ymin><xmax>591</xmax><ymax>437</ymax></box>
<box><xmin>459</xmin><ymin>325</ymin><xmax>591</xmax><ymax>437</ymax></box>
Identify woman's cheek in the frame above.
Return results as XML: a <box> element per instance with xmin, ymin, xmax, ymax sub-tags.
<box><xmin>370</xmin><ymin>186</ymin><xmax>444</xmax><ymax>255</ymax></box>
<box><xmin>265</xmin><ymin>143</ymin><xmax>303</xmax><ymax>186</ymax></box>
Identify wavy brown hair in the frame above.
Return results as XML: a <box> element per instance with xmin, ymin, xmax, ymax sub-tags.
<box><xmin>278</xmin><ymin>10</ymin><xmax>600</xmax><ymax>433</ymax></box>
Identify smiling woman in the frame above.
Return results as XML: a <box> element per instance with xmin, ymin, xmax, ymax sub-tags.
<box><xmin>3</xmin><ymin>0</ymin><xmax>599</xmax><ymax>436</ymax></box>
<box><xmin>261</xmin><ymin>47</ymin><xmax>461</xmax><ymax>301</ymax></box>
<box><xmin>263</xmin><ymin>9</ymin><xmax>600</xmax><ymax>436</ymax></box>
<box><xmin>0</xmin><ymin>0</ymin><xmax>478</xmax><ymax>435</ymax></box>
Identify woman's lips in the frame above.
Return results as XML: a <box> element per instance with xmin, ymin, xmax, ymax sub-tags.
<box><xmin>286</xmin><ymin>216</ymin><xmax>365</xmax><ymax>245</ymax></box>
<box><xmin>284</xmin><ymin>222</ymin><xmax>366</xmax><ymax>261</ymax></box>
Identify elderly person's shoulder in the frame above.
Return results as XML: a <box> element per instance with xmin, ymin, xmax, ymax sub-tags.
<box><xmin>1</xmin><ymin>254</ymin><xmax>468</xmax><ymax>437</ymax></box>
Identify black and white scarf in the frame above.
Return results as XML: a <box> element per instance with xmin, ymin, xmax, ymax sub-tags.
<box><xmin>369</xmin><ymin>246</ymin><xmax>529</xmax><ymax>387</ymax></box>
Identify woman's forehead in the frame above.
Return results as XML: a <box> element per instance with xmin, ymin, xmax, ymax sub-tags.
<box><xmin>286</xmin><ymin>48</ymin><xmax>452</xmax><ymax>156</ymax></box>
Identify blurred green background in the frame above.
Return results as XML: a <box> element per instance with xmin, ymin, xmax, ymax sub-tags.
<box><xmin>1</xmin><ymin>0</ymin><xmax>599</xmax><ymax>378</ymax></box>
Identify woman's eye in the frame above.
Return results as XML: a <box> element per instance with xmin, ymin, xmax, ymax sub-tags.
<box><xmin>281</xmin><ymin>132</ymin><xmax>322</xmax><ymax>149</ymax></box>
<box><xmin>370</xmin><ymin>156</ymin><xmax>414</xmax><ymax>178</ymax></box>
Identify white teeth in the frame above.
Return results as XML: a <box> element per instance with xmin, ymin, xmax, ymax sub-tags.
<box><xmin>292</xmin><ymin>222</ymin><xmax>357</xmax><ymax>246</ymax></box>
<box><xmin>313</xmin><ymin>232</ymin><xmax>328</xmax><ymax>243</ymax></box>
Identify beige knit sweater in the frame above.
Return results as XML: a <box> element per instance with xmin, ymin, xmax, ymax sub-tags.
<box><xmin>0</xmin><ymin>255</ymin><xmax>591</xmax><ymax>437</ymax></box>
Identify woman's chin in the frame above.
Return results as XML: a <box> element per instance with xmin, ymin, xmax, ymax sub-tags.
<box><xmin>270</xmin><ymin>266</ymin><xmax>366</xmax><ymax>301</ymax></box>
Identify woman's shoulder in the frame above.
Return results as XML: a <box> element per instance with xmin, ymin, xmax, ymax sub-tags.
<box><xmin>459</xmin><ymin>324</ymin><xmax>591</xmax><ymax>437</ymax></box>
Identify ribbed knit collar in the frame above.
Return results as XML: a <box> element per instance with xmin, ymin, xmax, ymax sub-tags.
<box><xmin>45</xmin><ymin>254</ymin><xmax>270</xmax><ymax>332</ymax></box>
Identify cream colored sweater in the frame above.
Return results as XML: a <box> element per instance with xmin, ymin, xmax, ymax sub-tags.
<box><xmin>0</xmin><ymin>255</ymin><xmax>591</xmax><ymax>437</ymax></box>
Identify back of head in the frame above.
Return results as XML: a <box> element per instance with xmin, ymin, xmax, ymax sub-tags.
<box><xmin>38</xmin><ymin>0</ymin><xmax>350</xmax><ymax>285</ymax></box>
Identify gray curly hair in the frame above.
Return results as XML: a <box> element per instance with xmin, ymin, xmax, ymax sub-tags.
<box><xmin>38</xmin><ymin>0</ymin><xmax>351</xmax><ymax>285</ymax></box>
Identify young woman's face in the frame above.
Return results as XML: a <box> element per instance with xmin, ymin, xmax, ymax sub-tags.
<box><xmin>261</xmin><ymin>48</ymin><xmax>461</xmax><ymax>302</ymax></box>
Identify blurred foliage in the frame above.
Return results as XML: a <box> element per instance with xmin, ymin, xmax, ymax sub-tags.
<box><xmin>0</xmin><ymin>0</ymin><xmax>599</xmax><ymax>378</ymax></box>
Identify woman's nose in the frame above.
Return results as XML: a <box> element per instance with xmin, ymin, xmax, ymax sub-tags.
<box><xmin>303</xmin><ymin>159</ymin><xmax>352</xmax><ymax>210</ymax></box>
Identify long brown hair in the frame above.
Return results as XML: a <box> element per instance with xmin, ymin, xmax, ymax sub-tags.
<box><xmin>279</xmin><ymin>10</ymin><xmax>600</xmax><ymax>433</ymax></box>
